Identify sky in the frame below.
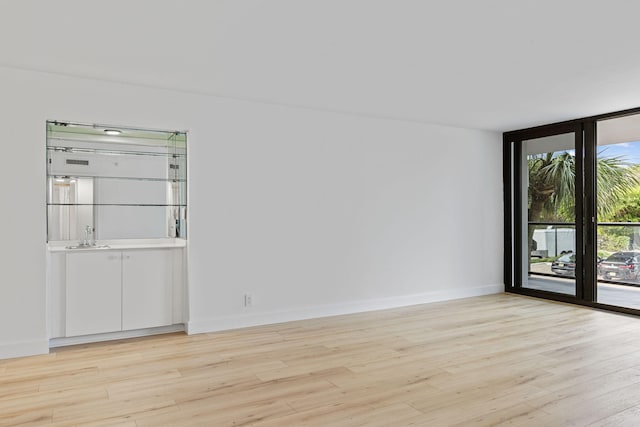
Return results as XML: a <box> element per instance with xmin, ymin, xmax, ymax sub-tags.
<box><xmin>598</xmin><ymin>141</ymin><xmax>640</xmax><ymax>165</ymax></box>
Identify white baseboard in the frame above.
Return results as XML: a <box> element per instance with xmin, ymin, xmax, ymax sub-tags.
<box><xmin>188</xmin><ymin>284</ymin><xmax>503</xmax><ymax>334</ymax></box>
<box><xmin>0</xmin><ymin>339</ymin><xmax>49</xmax><ymax>360</ymax></box>
<box><xmin>49</xmin><ymin>324</ymin><xmax>185</xmax><ymax>348</ymax></box>
<box><xmin>0</xmin><ymin>286</ymin><xmax>502</xmax><ymax>358</ymax></box>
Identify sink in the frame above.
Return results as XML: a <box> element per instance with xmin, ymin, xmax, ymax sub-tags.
<box><xmin>65</xmin><ymin>244</ymin><xmax>111</xmax><ymax>250</ymax></box>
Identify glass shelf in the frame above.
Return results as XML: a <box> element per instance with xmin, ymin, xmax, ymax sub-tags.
<box><xmin>47</xmin><ymin>205</ymin><xmax>187</xmax><ymax>240</ymax></box>
<box><xmin>47</xmin><ymin>144</ymin><xmax>186</xmax><ymax>158</ymax></box>
<box><xmin>47</xmin><ymin>203</ymin><xmax>186</xmax><ymax>208</ymax></box>
<box><xmin>47</xmin><ymin>121</ymin><xmax>186</xmax><ymax>148</ymax></box>
<box><xmin>47</xmin><ymin>176</ymin><xmax>186</xmax><ymax>206</ymax></box>
<box><xmin>47</xmin><ymin>174</ymin><xmax>186</xmax><ymax>183</ymax></box>
<box><xmin>46</xmin><ymin>121</ymin><xmax>187</xmax><ymax>242</ymax></box>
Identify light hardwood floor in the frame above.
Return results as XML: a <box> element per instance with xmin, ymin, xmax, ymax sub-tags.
<box><xmin>3</xmin><ymin>293</ymin><xmax>640</xmax><ymax>426</ymax></box>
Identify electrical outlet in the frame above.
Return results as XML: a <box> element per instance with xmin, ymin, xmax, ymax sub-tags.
<box><xmin>244</xmin><ymin>293</ymin><xmax>253</xmax><ymax>307</ymax></box>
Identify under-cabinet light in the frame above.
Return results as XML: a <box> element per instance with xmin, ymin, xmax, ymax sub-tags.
<box><xmin>103</xmin><ymin>129</ymin><xmax>122</xmax><ymax>136</ymax></box>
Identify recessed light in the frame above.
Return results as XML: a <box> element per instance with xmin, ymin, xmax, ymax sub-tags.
<box><xmin>104</xmin><ymin>129</ymin><xmax>122</xmax><ymax>136</ymax></box>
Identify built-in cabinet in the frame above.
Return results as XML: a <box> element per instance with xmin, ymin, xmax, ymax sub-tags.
<box><xmin>49</xmin><ymin>247</ymin><xmax>185</xmax><ymax>339</ymax></box>
<box><xmin>46</xmin><ymin>121</ymin><xmax>188</xmax><ymax>345</ymax></box>
<box><xmin>66</xmin><ymin>251</ymin><xmax>122</xmax><ymax>336</ymax></box>
<box><xmin>121</xmin><ymin>249</ymin><xmax>174</xmax><ymax>330</ymax></box>
<box><xmin>65</xmin><ymin>249</ymin><xmax>175</xmax><ymax>336</ymax></box>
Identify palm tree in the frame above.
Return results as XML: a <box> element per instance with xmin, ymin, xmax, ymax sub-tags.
<box><xmin>528</xmin><ymin>152</ymin><xmax>575</xmax><ymax>224</ymax></box>
<box><xmin>527</xmin><ymin>151</ymin><xmax>638</xmax><ymax>254</ymax></box>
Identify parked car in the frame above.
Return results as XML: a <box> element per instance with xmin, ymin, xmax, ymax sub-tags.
<box><xmin>598</xmin><ymin>251</ymin><xmax>640</xmax><ymax>281</ymax></box>
<box><xmin>551</xmin><ymin>252</ymin><xmax>576</xmax><ymax>276</ymax></box>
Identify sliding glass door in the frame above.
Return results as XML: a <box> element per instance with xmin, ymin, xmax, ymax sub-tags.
<box><xmin>596</xmin><ymin>115</ymin><xmax>640</xmax><ymax>309</ymax></box>
<box><xmin>512</xmin><ymin>126</ymin><xmax>582</xmax><ymax>297</ymax></box>
<box><xmin>505</xmin><ymin>108</ymin><xmax>640</xmax><ymax>316</ymax></box>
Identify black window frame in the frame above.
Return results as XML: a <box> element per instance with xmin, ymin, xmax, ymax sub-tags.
<box><xmin>503</xmin><ymin>105</ymin><xmax>640</xmax><ymax>316</ymax></box>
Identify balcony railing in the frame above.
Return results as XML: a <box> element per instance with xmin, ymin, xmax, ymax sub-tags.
<box><xmin>528</xmin><ymin>221</ymin><xmax>640</xmax><ymax>287</ymax></box>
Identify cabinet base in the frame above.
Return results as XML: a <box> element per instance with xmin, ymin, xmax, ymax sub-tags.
<box><xmin>49</xmin><ymin>324</ymin><xmax>185</xmax><ymax>348</ymax></box>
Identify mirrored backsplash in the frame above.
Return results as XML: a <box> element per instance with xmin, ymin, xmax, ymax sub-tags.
<box><xmin>46</xmin><ymin>121</ymin><xmax>187</xmax><ymax>242</ymax></box>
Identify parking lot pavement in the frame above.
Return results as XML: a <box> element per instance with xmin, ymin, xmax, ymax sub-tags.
<box><xmin>524</xmin><ymin>274</ymin><xmax>640</xmax><ymax>310</ymax></box>
<box><xmin>526</xmin><ymin>258</ymin><xmax>640</xmax><ymax>309</ymax></box>
<box><xmin>530</xmin><ymin>262</ymin><xmax>552</xmax><ymax>275</ymax></box>
<box><xmin>529</xmin><ymin>261</ymin><xmax>640</xmax><ymax>284</ymax></box>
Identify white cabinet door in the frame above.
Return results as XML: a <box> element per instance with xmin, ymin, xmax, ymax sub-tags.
<box><xmin>66</xmin><ymin>251</ymin><xmax>122</xmax><ymax>336</ymax></box>
<box><xmin>172</xmin><ymin>248</ymin><xmax>185</xmax><ymax>324</ymax></box>
<box><xmin>47</xmin><ymin>252</ymin><xmax>66</xmax><ymax>338</ymax></box>
<box><xmin>122</xmin><ymin>249</ymin><xmax>173</xmax><ymax>330</ymax></box>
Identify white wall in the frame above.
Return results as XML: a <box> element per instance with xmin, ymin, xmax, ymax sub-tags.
<box><xmin>0</xmin><ymin>65</ymin><xmax>503</xmax><ymax>359</ymax></box>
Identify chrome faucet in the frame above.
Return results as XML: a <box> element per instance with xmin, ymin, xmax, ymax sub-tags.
<box><xmin>65</xmin><ymin>225</ymin><xmax>107</xmax><ymax>249</ymax></box>
<box><xmin>82</xmin><ymin>225</ymin><xmax>95</xmax><ymax>247</ymax></box>
<box><xmin>66</xmin><ymin>226</ymin><xmax>108</xmax><ymax>250</ymax></box>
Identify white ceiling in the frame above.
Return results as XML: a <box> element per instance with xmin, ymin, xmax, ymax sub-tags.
<box><xmin>2</xmin><ymin>0</ymin><xmax>640</xmax><ymax>132</ymax></box>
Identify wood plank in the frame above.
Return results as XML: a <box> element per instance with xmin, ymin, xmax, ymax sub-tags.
<box><xmin>2</xmin><ymin>294</ymin><xmax>640</xmax><ymax>425</ymax></box>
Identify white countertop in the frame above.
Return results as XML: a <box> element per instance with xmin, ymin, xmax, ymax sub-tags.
<box><xmin>47</xmin><ymin>239</ymin><xmax>187</xmax><ymax>252</ymax></box>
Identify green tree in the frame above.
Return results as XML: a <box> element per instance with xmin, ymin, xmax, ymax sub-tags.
<box><xmin>597</xmin><ymin>160</ymin><xmax>640</xmax><ymax>220</ymax></box>
<box><xmin>527</xmin><ymin>152</ymin><xmax>638</xmax><ymax>253</ymax></box>
<box><xmin>599</xmin><ymin>166</ymin><xmax>640</xmax><ymax>222</ymax></box>
<box><xmin>528</xmin><ymin>152</ymin><xmax>575</xmax><ymax>223</ymax></box>
<box><xmin>598</xmin><ymin>165</ymin><xmax>640</xmax><ymax>253</ymax></box>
